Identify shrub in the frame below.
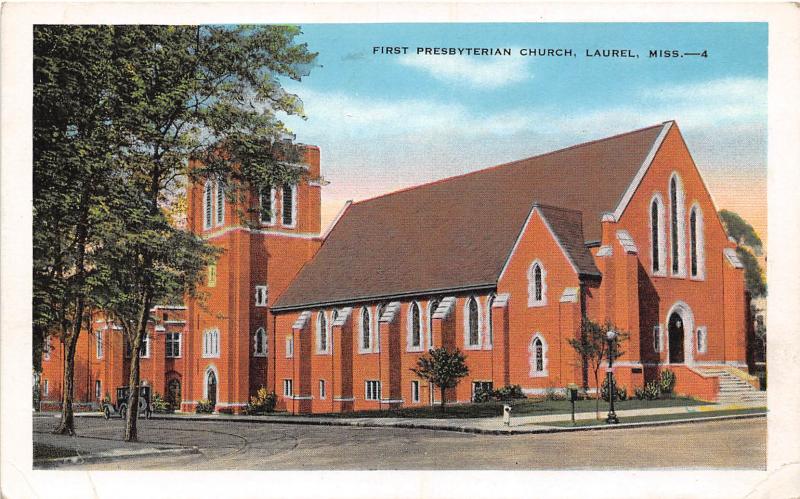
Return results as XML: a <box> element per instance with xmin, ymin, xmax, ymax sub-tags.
<box><xmin>151</xmin><ymin>392</ymin><xmax>172</xmax><ymax>413</ymax></box>
<box><xmin>472</xmin><ymin>385</ymin><xmax>493</xmax><ymax>403</ymax></box>
<box><xmin>545</xmin><ymin>387</ymin><xmax>567</xmax><ymax>401</ymax></box>
<box><xmin>245</xmin><ymin>387</ymin><xmax>277</xmax><ymax>414</ymax></box>
<box><xmin>658</xmin><ymin>369</ymin><xmax>676</xmax><ymax>395</ymax></box>
<box><xmin>634</xmin><ymin>386</ymin><xmax>645</xmax><ymax>400</ymax></box>
<box><xmin>643</xmin><ymin>380</ymin><xmax>661</xmax><ymax>400</ymax></box>
<box><xmin>195</xmin><ymin>399</ymin><xmax>214</xmax><ymax>414</ymax></box>
<box><xmin>600</xmin><ymin>378</ymin><xmax>628</xmax><ymax>402</ymax></box>
<box><xmin>493</xmin><ymin>384</ymin><xmax>525</xmax><ymax>401</ymax></box>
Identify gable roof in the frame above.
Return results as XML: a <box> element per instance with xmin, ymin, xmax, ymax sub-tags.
<box><xmin>272</xmin><ymin>122</ymin><xmax>668</xmax><ymax>311</ymax></box>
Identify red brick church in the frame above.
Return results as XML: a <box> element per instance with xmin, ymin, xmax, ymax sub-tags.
<box><xmin>39</xmin><ymin>121</ymin><xmax>760</xmax><ymax>413</ymax></box>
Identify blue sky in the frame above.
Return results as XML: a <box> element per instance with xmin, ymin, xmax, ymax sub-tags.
<box><xmin>280</xmin><ymin>23</ymin><xmax>767</xmax><ymax>237</ymax></box>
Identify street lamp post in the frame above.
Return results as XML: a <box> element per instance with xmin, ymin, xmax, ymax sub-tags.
<box><xmin>606</xmin><ymin>329</ymin><xmax>619</xmax><ymax>424</ymax></box>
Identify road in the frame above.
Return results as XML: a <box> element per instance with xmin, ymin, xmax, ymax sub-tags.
<box><xmin>33</xmin><ymin>415</ymin><xmax>766</xmax><ymax>470</ymax></box>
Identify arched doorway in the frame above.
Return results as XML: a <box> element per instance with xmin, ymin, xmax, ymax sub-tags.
<box><xmin>206</xmin><ymin>370</ymin><xmax>217</xmax><ymax>406</ymax></box>
<box><xmin>166</xmin><ymin>378</ymin><xmax>181</xmax><ymax>410</ymax></box>
<box><xmin>668</xmin><ymin>312</ymin><xmax>685</xmax><ymax>364</ymax></box>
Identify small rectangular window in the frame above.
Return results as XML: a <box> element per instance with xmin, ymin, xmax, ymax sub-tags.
<box><xmin>255</xmin><ymin>285</ymin><xmax>268</xmax><ymax>307</ymax></box>
<box><xmin>43</xmin><ymin>380</ymin><xmax>49</xmax><ymax>396</ymax></box>
<box><xmin>96</xmin><ymin>331</ymin><xmax>103</xmax><ymax>359</ymax></box>
<box><xmin>282</xmin><ymin>184</ymin><xmax>295</xmax><ymax>227</ymax></box>
<box><xmin>207</xmin><ymin>264</ymin><xmax>217</xmax><ymax>288</ymax></box>
<box><xmin>653</xmin><ymin>325</ymin><xmax>661</xmax><ymax>352</ymax></box>
<box><xmin>139</xmin><ymin>333</ymin><xmax>150</xmax><ymax>358</ymax></box>
<box><xmin>166</xmin><ymin>332</ymin><xmax>181</xmax><ymax>358</ymax></box>
<box><xmin>319</xmin><ymin>380</ymin><xmax>326</xmax><ymax>400</ymax></box>
<box><xmin>411</xmin><ymin>380</ymin><xmax>420</xmax><ymax>403</ymax></box>
<box><xmin>95</xmin><ymin>380</ymin><xmax>101</xmax><ymax>399</ymax></box>
<box><xmin>43</xmin><ymin>337</ymin><xmax>51</xmax><ymax>361</ymax></box>
<box><xmin>697</xmin><ymin>327</ymin><xmax>708</xmax><ymax>354</ymax></box>
<box><xmin>283</xmin><ymin>379</ymin><xmax>293</xmax><ymax>397</ymax></box>
<box><xmin>365</xmin><ymin>380</ymin><xmax>381</xmax><ymax>401</ymax></box>
<box><xmin>286</xmin><ymin>336</ymin><xmax>294</xmax><ymax>358</ymax></box>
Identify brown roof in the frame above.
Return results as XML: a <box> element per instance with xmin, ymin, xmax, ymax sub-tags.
<box><xmin>272</xmin><ymin>123</ymin><xmax>666</xmax><ymax>311</ymax></box>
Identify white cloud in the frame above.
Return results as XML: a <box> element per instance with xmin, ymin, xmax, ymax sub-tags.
<box><xmin>397</xmin><ymin>52</ymin><xmax>531</xmax><ymax>89</ymax></box>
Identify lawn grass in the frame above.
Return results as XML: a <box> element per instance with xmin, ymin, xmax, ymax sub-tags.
<box><xmin>302</xmin><ymin>396</ymin><xmax>707</xmax><ymax>420</ymax></box>
<box><xmin>547</xmin><ymin>407</ymin><xmax>766</xmax><ymax>427</ymax></box>
<box><xmin>33</xmin><ymin>443</ymin><xmax>79</xmax><ymax>460</ymax></box>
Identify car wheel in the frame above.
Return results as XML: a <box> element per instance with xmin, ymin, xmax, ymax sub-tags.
<box><xmin>103</xmin><ymin>406</ymin><xmax>110</xmax><ymax>420</ymax></box>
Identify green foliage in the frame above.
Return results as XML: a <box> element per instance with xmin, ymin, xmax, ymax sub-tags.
<box><xmin>545</xmin><ymin>387</ymin><xmax>567</xmax><ymax>401</ymax></box>
<box><xmin>643</xmin><ymin>381</ymin><xmax>662</xmax><ymax>400</ymax></box>
<box><xmin>472</xmin><ymin>385</ymin><xmax>493</xmax><ymax>403</ymax></box>
<box><xmin>736</xmin><ymin>247</ymin><xmax>767</xmax><ymax>298</ymax></box>
<box><xmin>719</xmin><ymin>209</ymin><xmax>763</xmax><ymax>255</ymax></box>
<box><xmin>245</xmin><ymin>387</ymin><xmax>277</xmax><ymax>415</ymax></box>
<box><xmin>497</xmin><ymin>384</ymin><xmax>526</xmax><ymax>400</ymax></box>
<box><xmin>151</xmin><ymin>392</ymin><xmax>172</xmax><ymax>413</ymax></box>
<box><xmin>411</xmin><ymin>348</ymin><xmax>470</xmax><ymax>409</ymax></box>
<box><xmin>600</xmin><ymin>378</ymin><xmax>628</xmax><ymax>402</ymax></box>
<box><xmin>658</xmin><ymin>369</ymin><xmax>677</xmax><ymax>395</ymax></box>
<box><xmin>195</xmin><ymin>399</ymin><xmax>214</xmax><ymax>414</ymax></box>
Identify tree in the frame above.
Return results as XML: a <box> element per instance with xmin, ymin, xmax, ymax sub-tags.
<box><xmin>33</xmin><ymin>25</ymin><xmax>317</xmax><ymax>441</ymax></box>
<box><xmin>719</xmin><ymin>209</ymin><xmax>766</xmax><ymax>298</ymax></box>
<box><xmin>567</xmin><ymin>319</ymin><xmax>628</xmax><ymax>419</ymax></box>
<box><xmin>34</xmin><ymin>26</ymin><xmax>119</xmax><ymax>435</ymax></box>
<box><xmin>411</xmin><ymin>347</ymin><xmax>470</xmax><ymax>411</ymax></box>
<box><xmin>104</xmin><ymin>25</ymin><xmax>316</xmax><ymax>442</ymax></box>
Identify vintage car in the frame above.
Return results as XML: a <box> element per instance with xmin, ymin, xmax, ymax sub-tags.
<box><xmin>102</xmin><ymin>385</ymin><xmax>152</xmax><ymax>420</ymax></box>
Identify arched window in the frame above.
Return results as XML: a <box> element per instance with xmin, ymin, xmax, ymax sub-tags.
<box><xmin>259</xmin><ymin>186</ymin><xmax>275</xmax><ymax>225</ymax></box>
<box><xmin>360</xmin><ymin>307</ymin><xmax>371</xmax><ymax>351</ymax></box>
<box><xmin>282</xmin><ymin>184</ymin><xmax>297</xmax><ymax>227</ymax></box>
<box><xmin>487</xmin><ymin>294</ymin><xmax>495</xmax><ymax>346</ymax></box>
<box><xmin>203</xmin><ymin>181</ymin><xmax>213</xmax><ymax>230</ymax></box>
<box><xmin>408</xmin><ymin>301</ymin><xmax>422</xmax><ymax>349</ymax></box>
<box><xmin>428</xmin><ymin>298</ymin><xmax>440</xmax><ymax>348</ymax></box>
<box><xmin>317</xmin><ymin>312</ymin><xmax>328</xmax><ymax>353</ymax></box>
<box><xmin>466</xmin><ymin>297</ymin><xmax>480</xmax><ymax>347</ymax></box>
<box><xmin>254</xmin><ymin>327</ymin><xmax>267</xmax><ymax>357</ymax></box>
<box><xmin>690</xmin><ymin>204</ymin><xmax>704</xmax><ymax>279</ymax></box>
<box><xmin>669</xmin><ymin>173</ymin><xmax>685</xmax><ymax>276</ymax></box>
<box><xmin>375</xmin><ymin>303</ymin><xmax>385</xmax><ymax>352</ymax></box>
<box><xmin>215</xmin><ymin>181</ymin><xmax>225</xmax><ymax>226</ymax></box>
<box><xmin>529</xmin><ymin>334</ymin><xmax>548</xmax><ymax>376</ymax></box>
<box><xmin>650</xmin><ymin>194</ymin><xmax>666</xmax><ymax>275</ymax></box>
<box><xmin>527</xmin><ymin>261</ymin><xmax>547</xmax><ymax>306</ymax></box>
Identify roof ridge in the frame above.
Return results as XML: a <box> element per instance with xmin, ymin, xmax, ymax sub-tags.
<box><xmin>352</xmin><ymin>122</ymin><xmax>668</xmax><ymax>207</ymax></box>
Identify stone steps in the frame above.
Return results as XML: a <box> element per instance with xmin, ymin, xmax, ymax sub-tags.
<box><xmin>699</xmin><ymin>368</ymin><xmax>766</xmax><ymax>405</ymax></box>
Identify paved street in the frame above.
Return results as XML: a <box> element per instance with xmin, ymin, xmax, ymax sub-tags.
<box><xmin>34</xmin><ymin>415</ymin><xmax>766</xmax><ymax>470</ymax></box>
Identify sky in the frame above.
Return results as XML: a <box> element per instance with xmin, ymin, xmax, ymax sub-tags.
<box><xmin>279</xmin><ymin>23</ymin><xmax>767</xmax><ymax>244</ymax></box>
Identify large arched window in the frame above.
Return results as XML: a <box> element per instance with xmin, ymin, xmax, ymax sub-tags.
<box><xmin>527</xmin><ymin>261</ymin><xmax>547</xmax><ymax>306</ymax></box>
<box><xmin>408</xmin><ymin>301</ymin><xmax>422</xmax><ymax>349</ymax></box>
<box><xmin>669</xmin><ymin>173</ymin><xmax>686</xmax><ymax>276</ymax></box>
<box><xmin>215</xmin><ymin>181</ymin><xmax>225</xmax><ymax>226</ymax></box>
<box><xmin>254</xmin><ymin>327</ymin><xmax>267</xmax><ymax>357</ymax></box>
<box><xmin>282</xmin><ymin>184</ymin><xmax>297</xmax><ymax>228</ymax></box>
<box><xmin>650</xmin><ymin>194</ymin><xmax>666</xmax><ymax>275</ymax></box>
<box><xmin>529</xmin><ymin>334</ymin><xmax>548</xmax><ymax>376</ymax></box>
<box><xmin>317</xmin><ymin>312</ymin><xmax>329</xmax><ymax>353</ymax></box>
<box><xmin>203</xmin><ymin>181</ymin><xmax>213</xmax><ymax>230</ymax></box>
<box><xmin>466</xmin><ymin>296</ymin><xmax>480</xmax><ymax>347</ymax></box>
<box><xmin>689</xmin><ymin>203</ymin><xmax>705</xmax><ymax>279</ymax></box>
<box><xmin>427</xmin><ymin>298</ymin><xmax>440</xmax><ymax>349</ymax></box>
<box><xmin>360</xmin><ymin>307</ymin><xmax>371</xmax><ymax>351</ymax></box>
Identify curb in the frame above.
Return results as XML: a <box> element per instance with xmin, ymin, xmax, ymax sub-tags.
<box><xmin>34</xmin><ymin>445</ymin><xmax>200</xmax><ymax>468</ymax></box>
<box><xmin>77</xmin><ymin>410</ymin><xmax>766</xmax><ymax>436</ymax></box>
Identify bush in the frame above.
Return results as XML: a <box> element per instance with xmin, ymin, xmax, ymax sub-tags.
<box><xmin>634</xmin><ymin>386</ymin><xmax>646</xmax><ymax>400</ymax></box>
<box><xmin>658</xmin><ymin>369</ymin><xmax>676</xmax><ymax>395</ymax></box>
<box><xmin>600</xmin><ymin>378</ymin><xmax>628</xmax><ymax>402</ymax></box>
<box><xmin>545</xmin><ymin>387</ymin><xmax>567</xmax><ymax>401</ymax></box>
<box><xmin>195</xmin><ymin>399</ymin><xmax>214</xmax><ymax>414</ymax></box>
<box><xmin>493</xmin><ymin>384</ymin><xmax>525</xmax><ymax>401</ymax></box>
<box><xmin>472</xmin><ymin>385</ymin><xmax>493</xmax><ymax>403</ymax></box>
<box><xmin>643</xmin><ymin>380</ymin><xmax>661</xmax><ymax>400</ymax></box>
<box><xmin>245</xmin><ymin>387</ymin><xmax>277</xmax><ymax>414</ymax></box>
<box><xmin>151</xmin><ymin>392</ymin><xmax>172</xmax><ymax>413</ymax></box>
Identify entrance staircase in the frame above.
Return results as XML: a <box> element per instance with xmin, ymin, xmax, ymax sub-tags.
<box><xmin>700</xmin><ymin>368</ymin><xmax>766</xmax><ymax>405</ymax></box>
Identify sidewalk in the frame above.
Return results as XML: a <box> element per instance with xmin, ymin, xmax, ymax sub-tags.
<box><xmin>72</xmin><ymin>400</ymin><xmax>766</xmax><ymax>435</ymax></box>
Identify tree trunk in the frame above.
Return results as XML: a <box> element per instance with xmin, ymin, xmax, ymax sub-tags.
<box><xmin>124</xmin><ymin>292</ymin><xmax>153</xmax><ymax>442</ymax></box>
<box><xmin>594</xmin><ymin>368</ymin><xmax>600</xmax><ymax>420</ymax></box>
<box><xmin>53</xmin><ymin>298</ymin><xmax>85</xmax><ymax>435</ymax></box>
<box><xmin>440</xmin><ymin>386</ymin><xmax>446</xmax><ymax>412</ymax></box>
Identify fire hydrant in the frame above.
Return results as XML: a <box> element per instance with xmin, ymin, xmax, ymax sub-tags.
<box><xmin>503</xmin><ymin>404</ymin><xmax>512</xmax><ymax>427</ymax></box>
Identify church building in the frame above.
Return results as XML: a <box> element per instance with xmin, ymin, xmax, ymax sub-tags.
<box><xmin>39</xmin><ymin>121</ymin><xmax>760</xmax><ymax>414</ymax></box>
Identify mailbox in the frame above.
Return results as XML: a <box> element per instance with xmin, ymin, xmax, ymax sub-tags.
<box><xmin>503</xmin><ymin>404</ymin><xmax>512</xmax><ymax>426</ymax></box>
<box><xmin>567</xmin><ymin>383</ymin><xmax>579</xmax><ymax>402</ymax></box>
